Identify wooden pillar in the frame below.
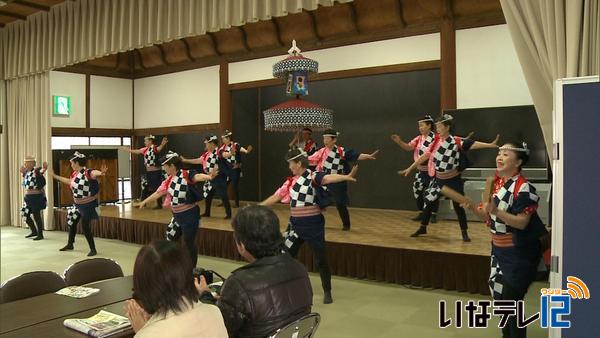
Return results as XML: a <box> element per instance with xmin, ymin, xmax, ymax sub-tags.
<box><xmin>440</xmin><ymin>17</ymin><xmax>457</xmax><ymax>112</ymax></box>
<box><xmin>219</xmin><ymin>59</ymin><xmax>232</xmax><ymax>133</ymax></box>
<box><xmin>85</xmin><ymin>74</ymin><xmax>91</xmax><ymax>128</ymax></box>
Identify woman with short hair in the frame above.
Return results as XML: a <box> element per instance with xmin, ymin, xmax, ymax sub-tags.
<box><xmin>125</xmin><ymin>240</ymin><xmax>227</xmax><ymax>338</ymax></box>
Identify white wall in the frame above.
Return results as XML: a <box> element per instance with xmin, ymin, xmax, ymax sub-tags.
<box><xmin>90</xmin><ymin>76</ymin><xmax>133</xmax><ymax>129</ymax></box>
<box><xmin>133</xmin><ymin>66</ymin><xmax>220</xmax><ymax>129</ymax></box>
<box><xmin>229</xmin><ymin>33</ymin><xmax>441</xmax><ymax>84</ymax></box>
<box><xmin>456</xmin><ymin>24</ymin><xmax>533</xmax><ymax>108</ymax></box>
<box><xmin>50</xmin><ymin>71</ymin><xmax>86</xmax><ymax>128</ymax></box>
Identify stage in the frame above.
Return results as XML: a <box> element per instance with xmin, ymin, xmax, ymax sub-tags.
<box><xmin>53</xmin><ymin>203</ymin><xmax>492</xmax><ymax>295</ymax></box>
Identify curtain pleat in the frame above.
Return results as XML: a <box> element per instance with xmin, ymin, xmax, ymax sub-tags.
<box><xmin>1</xmin><ymin>0</ymin><xmax>352</xmax><ymax>80</ymax></box>
<box><xmin>500</xmin><ymin>0</ymin><xmax>600</xmax><ymax>158</ymax></box>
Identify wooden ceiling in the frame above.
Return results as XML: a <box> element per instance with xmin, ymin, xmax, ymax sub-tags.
<box><xmin>58</xmin><ymin>0</ymin><xmax>506</xmax><ymax>79</ymax></box>
<box><xmin>0</xmin><ymin>0</ymin><xmax>66</xmax><ymax>27</ymax></box>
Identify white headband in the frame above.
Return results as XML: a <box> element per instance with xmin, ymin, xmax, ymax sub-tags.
<box><xmin>144</xmin><ymin>134</ymin><xmax>155</xmax><ymax>140</ymax></box>
<box><xmin>436</xmin><ymin>114</ymin><xmax>454</xmax><ymax>124</ymax></box>
<box><xmin>499</xmin><ymin>142</ymin><xmax>530</xmax><ymax>155</ymax></box>
<box><xmin>222</xmin><ymin>131</ymin><xmax>233</xmax><ymax>138</ymax></box>
<box><xmin>323</xmin><ymin>132</ymin><xmax>339</xmax><ymax>137</ymax></box>
<box><xmin>418</xmin><ymin>115</ymin><xmax>434</xmax><ymax>123</ymax></box>
<box><xmin>204</xmin><ymin>135</ymin><xmax>218</xmax><ymax>143</ymax></box>
<box><xmin>287</xmin><ymin>150</ymin><xmax>307</xmax><ymax>161</ymax></box>
<box><xmin>70</xmin><ymin>151</ymin><xmax>86</xmax><ymax>161</ymax></box>
<box><xmin>161</xmin><ymin>151</ymin><xmax>179</xmax><ymax>165</ymax></box>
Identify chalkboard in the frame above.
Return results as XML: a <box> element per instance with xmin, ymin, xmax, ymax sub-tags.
<box><xmin>447</xmin><ymin>106</ymin><xmax>548</xmax><ymax>168</ymax></box>
<box><xmin>233</xmin><ymin>69</ymin><xmax>441</xmax><ymax>210</ymax></box>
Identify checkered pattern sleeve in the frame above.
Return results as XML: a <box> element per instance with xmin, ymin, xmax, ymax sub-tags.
<box><xmin>513</xmin><ymin>182</ymin><xmax>539</xmax><ymax>215</ymax></box>
<box><xmin>344</xmin><ymin>148</ymin><xmax>359</xmax><ymax>162</ymax></box>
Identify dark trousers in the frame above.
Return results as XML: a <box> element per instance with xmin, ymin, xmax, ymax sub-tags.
<box><xmin>25</xmin><ymin>210</ymin><xmax>44</xmax><ymax>236</ymax></box>
<box><xmin>205</xmin><ymin>179</ymin><xmax>232</xmax><ymax>217</ymax></box>
<box><xmin>174</xmin><ymin>225</ymin><xmax>199</xmax><ymax>268</ymax></box>
<box><xmin>416</xmin><ymin>195</ymin><xmax>439</xmax><ymax>213</ymax></box>
<box><xmin>227</xmin><ymin>168</ymin><xmax>241</xmax><ymax>207</ymax></box>
<box><xmin>498</xmin><ymin>282</ymin><xmax>528</xmax><ymax>338</ymax></box>
<box><xmin>288</xmin><ymin>237</ymin><xmax>332</xmax><ymax>293</ymax></box>
<box><xmin>328</xmin><ymin>182</ymin><xmax>351</xmax><ymax>228</ymax></box>
<box><xmin>421</xmin><ymin>201</ymin><xmax>467</xmax><ymax>229</ymax></box>
<box><xmin>67</xmin><ymin>217</ymin><xmax>96</xmax><ymax>251</ymax></box>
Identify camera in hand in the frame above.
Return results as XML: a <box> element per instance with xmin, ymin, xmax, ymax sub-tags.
<box><xmin>193</xmin><ymin>267</ymin><xmax>214</xmax><ymax>284</ymax></box>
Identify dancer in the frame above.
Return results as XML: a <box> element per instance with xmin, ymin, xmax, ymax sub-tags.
<box><xmin>308</xmin><ymin>128</ymin><xmax>378</xmax><ymax>231</ymax></box>
<box><xmin>120</xmin><ymin>135</ymin><xmax>168</xmax><ymax>208</ymax></box>
<box><xmin>181</xmin><ymin>135</ymin><xmax>232</xmax><ymax>219</ymax></box>
<box><xmin>467</xmin><ymin>142</ymin><xmax>547</xmax><ymax>338</ymax></box>
<box><xmin>391</xmin><ymin>115</ymin><xmax>439</xmax><ymax>223</ymax></box>
<box><xmin>137</xmin><ymin>151</ymin><xmax>216</xmax><ymax>267</ymax></box>
<box><xmin>20</xmin><ymin>156</ymin><xmax>48</xmax><ymax>240</ymax></box>
<box><xmin>260</xmin><ymin>148</ymin><xmax>359</xmax><ymax>304</ymax></box>
<box><xmin>219</xmin><ymin>130</ymin><xmax>253</xmax><ymax>208</ymax></box>
<box><xmin>399</xmin><ymin>114</ymin><xmax>499</xmax><ymax>241</ymax></box>
<box><xmin>50</xmin><ymin>152</ymin><xmax>107</xmax><ymax>256</ymax></box>
<box><xmin>289</xmin><ymin>127</ymin><xmax>317</xmax><ymax>156</ymax></box>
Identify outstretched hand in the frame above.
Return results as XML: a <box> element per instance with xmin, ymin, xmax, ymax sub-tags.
<box><xmin>391</xmin><ymin>134</ymin><xmax>402</xmax><ymax>143</ymax></box>
<box><xmin>161</xmin><ymin>137</ymin><xmax>169</xmax><ymax>146</ymax></box>
<box><xmin>42</xmin><ymin>161</ymin><xmax>48</xmax><ymax>170</ymax></box>
<box><xmin>490</xmin><ymin>134</ymin><xmax>500</xmax><ymax>147</ymax></box>
<box><xmin>397</xmin><ymin>168</ymin><xmax>412</xmax><ymax>177</ymax></box>
<box><xmin>246</xmin><ymin>145</ymin><xmax>253</xmax><ymax>153</ymax></box>
<box><xmin>364</xmin><ymin>150</ymin><xmax>379</xmax><ymax>160</ymax></box>
<box><xmin>100</xmin><ymin>164</ymin><xmax>108</xmax><ymax>175</ymax></box>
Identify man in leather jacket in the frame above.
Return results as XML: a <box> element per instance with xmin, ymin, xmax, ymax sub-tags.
<box><xmin>210</xmin><ymin>205</ymin><xmax>313</xmax><ymax>338</ymax></box>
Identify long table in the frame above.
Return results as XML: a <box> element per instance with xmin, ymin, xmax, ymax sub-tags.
<box><xmin>0</xmin><ymin>276</ymin><xmax>133</xmax><ymax>336</ymax></box>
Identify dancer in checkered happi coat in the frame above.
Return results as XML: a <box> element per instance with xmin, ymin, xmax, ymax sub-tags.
<box><xmin>391</xmin><ymin>115</ymin><xmax>441</xmax><ymax>223</ymax></box>
<box><xmin>308</xmin><ymin>128</ymin><xmax>379</xmax><ymax>231</ymax></box>
<box><xmin>182</xmin><ymin>135</ymin><xmax>232</xmax><ymax>219</ymax></box>
<box><xmin>137</xmin><ymin>151</ymin><xmax>216</xmax><ymax>267</ymax></box>
<box><xmin>261</xmin><ymin>148</ymin><xmax>360</xmax><ymax>304</ymax></box>
<box><xmin>468</xmin><ymin>142</ymin><xmax>547</xmax><ymax>338</ymax></box>
<box><xmin>19</xmin><ymin>155</ymin><xmax>48</xmax><ymax>240</ymax></box>
<box><xmin>399</xmin><ymin>114</ymin><xmax>499</xmax><ymax>241</ymax></box>
<box><xmin>50</xmin><ymin>152</ymin><xmax>107</xmax><ymax>256</ymax></box>
<box><xmin>120</xmin><ymin>134</ymin><xmax>168</xmax><ymax>208</ymax></box>
<box><xmin>218</xmin><ymin>130</ymin><xmax>253</xmax><ymax>208</ymax></box>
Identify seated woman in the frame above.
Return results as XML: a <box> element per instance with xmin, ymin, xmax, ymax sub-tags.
<box><xmin>125</xmin><ymin>240</ymin><xmax>227</xmax><ymax>338</ymax></box>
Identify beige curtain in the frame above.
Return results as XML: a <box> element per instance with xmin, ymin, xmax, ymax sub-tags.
<box><xmin>500</xmin><ymin>0</ymin><xmax>600</xmax><ymax>156</ymax></box>
<box><xmin>0</xmin><ymin>73</ymin><xmax>54</xmax><ymax>229</ymax></box>
<box><xmin>1</xmin><ymin>0</ymin><xmax>352</xmax><ymax>80</ymax></box>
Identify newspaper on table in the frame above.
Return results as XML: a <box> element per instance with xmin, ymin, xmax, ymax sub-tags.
<box><xmin>64</xmin><ymin>310</ymin><xmax>131</xmax><ymax>338</ymax></box>
<box><xmin>55</xmin><ymin>286</ymin><xmax>100</xmax><ymax>298</ymax></box>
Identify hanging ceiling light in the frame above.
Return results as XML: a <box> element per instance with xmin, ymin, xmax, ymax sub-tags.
<box><xmin>263</xmin><ymin>40</ymin><xmax>334</xmax><ymax>132</ymax></box>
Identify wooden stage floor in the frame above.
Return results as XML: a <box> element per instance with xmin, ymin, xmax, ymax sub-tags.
<box><xmin>95</xmin><ymin>202</ymin><xmax>492</xmax><ymax>256</ymax></box>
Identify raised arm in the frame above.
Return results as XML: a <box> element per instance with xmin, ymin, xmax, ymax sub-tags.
<box><xmin>470</xmin><ymin>134</ymin><xmax>500</xmax><ymax>150</ymax></box>
<box><xmin>391</xmin><ymin>135</ymin><xmax>414</xmax><ymax>151</ymax></box>
<box><xmin>48</xmin><ymin>169</ymin><xmax>71</xmax><ymax>185</ymax></box>
<box><xmin>181</xmin><ymin>155</ymin><xmax>203</xmax><ymax>165</ymax></box>
<box><xmin>260</xmin><ymin>192</ymin><xmax>284</xmax><ymax>206</ymax></box>
<box><xmin>321</xmin><ymin>165</ymin><xmax>359</xmax><ymax>185</ymax></box>
<box><xmin>240</xmin><ymin>145</ymin><xmax>253</xmax><ymax>154</ymax></box>
<box><xmin>137</xmin><ymin>190</ymin><xmax>168</xmax><ymax>209</ymax></box>
<box><xmin>156</xmin><ymin>137</ymin><xmax>169</xmax><ymax>152</ymax></box>
<box><xmin>289</xmin><ymin>133</ymin><xmax>300</xmax><ymax>149</ymax></box>
<box><xmin>120</xmin><ymin>146</ymin><xmax>143</xmax><ymax>155</ymax></box>
<box><xmin>398</xmin><ymin>153</ymin><xmax>429</xmax><ymax>177</ymax></box>
<box><xmin>90</xmin><ymin>164</ymin><xmax>108</xmax><ymax>179</ymax></box>
<box><xmin>191</xmin><ymin>172</ymin><xmax>215</xmax><ymax>183</ymax></box>
<box><xmin>357</xmin><ymin>150</ymin><xmax>379</xmax><ymax>161</ymax></box>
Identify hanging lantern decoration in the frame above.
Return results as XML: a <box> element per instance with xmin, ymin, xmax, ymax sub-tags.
<box><xmin>263</xmin><ymin>40</ymin><xmax>334</xmax><ymax>132</ymax></box>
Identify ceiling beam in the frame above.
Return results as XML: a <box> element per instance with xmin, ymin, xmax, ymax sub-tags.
<box><xmin>13</xmin><ymin>0</ymin><xmax>50</xmax><ymax>11</ymax></box>
<box><xmin>0</xmin><ymin>9</ymin><xmax>27</xmax><ymax>20</ymax></box>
